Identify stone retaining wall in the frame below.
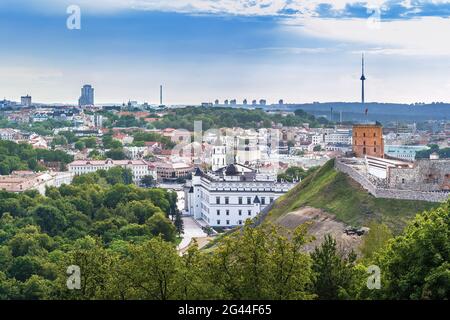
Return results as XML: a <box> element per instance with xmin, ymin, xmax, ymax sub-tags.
<box><xmin>335</xmin><ymin>159</ymin><xmax>449</xmax><ymax>203</ymax></box>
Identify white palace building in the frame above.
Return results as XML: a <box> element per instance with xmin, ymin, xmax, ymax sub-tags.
<box><xmin>184</xmin><ymin>161</ymin><xmax>296</xmax><ymax>228</ymax></box>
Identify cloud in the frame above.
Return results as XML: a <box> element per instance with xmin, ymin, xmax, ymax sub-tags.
<box><xmin>12</xmin><ymin>0</ymin><xmax>450</xmax><ymax>19</ymax></box>
<box><xmin>283</xmin><ymin>15</ymin><xmax>450</xmax><ymax>56</ymax></box>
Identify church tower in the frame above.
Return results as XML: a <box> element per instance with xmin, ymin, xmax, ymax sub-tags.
<box><xmin>212</xmin><ymin>141</ymin><xmax>227</xmax><ymax>171</ymax></box>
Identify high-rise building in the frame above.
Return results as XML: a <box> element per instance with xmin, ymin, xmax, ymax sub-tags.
<box><xmin>78</xmin><ymin>85</ymin><xmax>94</xmax><ymax>106</ymax></box>
<box><xmin>21</xmin><ymin>95</ymin><xmax>32</xmax><ymax>107</ymax></box>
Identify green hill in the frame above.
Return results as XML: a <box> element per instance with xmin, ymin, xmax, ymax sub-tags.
<box><xmin>266</xmin><ymin>159</ymin><xmax>440</xmax><ymax>233</ymax></box>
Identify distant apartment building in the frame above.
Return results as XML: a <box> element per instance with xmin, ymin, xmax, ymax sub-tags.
<box><xmin>20</xmin><ymin>95</ymin><xmax>32</xmax><ymax>107</ymax></box>
<box><xmin>385</xmin><ymin>145</ymin><xmax>429</xmax><ymax>162</ymax></box>
<box><xmin>352</xmin><ymin>123</ymin><xmax>384</xmax><ymax>158</ymax></box>
<box><xmin>68</xmin><ymin>159</ymin><xmax>149</xmax><ymax>183</ymax></box>
<box><xmin>78</xmin><ymin>85</ymin><xmax>94</xmax><ymax>106</ymax></box>
<box><xmin>0</xmin><ymin>171</ymin><xmax>74</xmax><ymax>195</ymax></box>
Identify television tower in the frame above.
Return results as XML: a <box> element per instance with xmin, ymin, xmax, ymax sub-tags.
<box><xmin>160</xmin><ymin>85</ymin><xmax>163</xmax><ymax>105</ymax></box>
<box><xmin>360</xmin><ymin>53</ymin><xmax>366</xmax><ymax>106</ymax></box>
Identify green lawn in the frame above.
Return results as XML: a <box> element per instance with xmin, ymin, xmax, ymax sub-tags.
<box><xmin>266</xmin><ymin>159</ymin><xmax>439</xmax><ymax>233</ymax></box>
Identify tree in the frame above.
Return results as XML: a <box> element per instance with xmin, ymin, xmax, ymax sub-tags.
<box><xmin>141</xmin><ymin>175</ymin><xmax>155</xmax><ymax>188</ymax></box>
<box><xmin>117</xmin><ymin>237</ymin><xmax>183</xmax><ymax>300</ymax></box>
<box><xmin>74</xmin><ymin>141</ymin><xmax>85</xmax><ymax>151</ymax></box>
<box><xmin>205</xmin><ymin>223</ymin><xmax>314</xmax><ymax>300</ymax></box>
<box><xmin>32</xmin><ymin>205</ymin><xmax>68</xmax><ymax>236</ymax></box>
<box><xmin>373</xmin><ymin>200</ymin><xmax>450</xmax><ymax>299</ymax></box>
<box><xmin>105</xmin><ymin>148</ymin><xmax>126</xmax><ymax>160</ymax></box>
<box><xmin>174</xmin><ymin>211</ymin><xmax>184</xmax><ymax>236</ymax></box>
<box><xmin>311</xmin><ymin>235</ymin><xmax>358</xmax><ymax>300</ymax></box>
<box><xmin>146</xmin><ymin>213</ymin><xmax>176</xmax><ymax>242</ymax></box>
<box><xmin>313</xmin><ymin>145</ymin><xmax>322</xmax><ymax>152</ymax></box>
<box><xmin>116</xmin><ymin>200</ymin><xmax>163</xmax><ymax>224</ymax></box>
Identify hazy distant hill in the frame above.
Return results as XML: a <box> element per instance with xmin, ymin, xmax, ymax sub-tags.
<box><xmin>277</xmin><ymin>102</ymin><xmax>450</xmax><ymax>123</ymax></box>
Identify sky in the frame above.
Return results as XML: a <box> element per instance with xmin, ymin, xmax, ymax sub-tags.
<box><xmin>1</xmin><ymin>0</ymin><xmax>450</xmax><ymax>105</ymax></box>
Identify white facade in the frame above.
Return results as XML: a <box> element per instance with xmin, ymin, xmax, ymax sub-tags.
<box><xmin>185</xmin><ymin>164</ymin><xmax>296</xmax><ymax>227</ymax></box>
<box><xmin>68</xmin><ymin>159</ymin><xmax>149</xmax><ymax>183</ymax></box>
<box><xmin>211</xmin><ymin>145</ymin><xmax>227</xmax><ymax>171</ymax></box>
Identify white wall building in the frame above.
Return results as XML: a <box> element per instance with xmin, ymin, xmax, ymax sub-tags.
<box><xmin>68</xmin><ymin>159</ymin><xmax>149</xmax><ymax>183</ymax></box>
<box><xmin>185</xmin><ymin>163</ymin><xmax>296</xmax><ymax>227</ymax></box>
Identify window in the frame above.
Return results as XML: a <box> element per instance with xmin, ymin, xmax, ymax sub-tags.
<box><xmin>374</xmin><ymin>148</ymin><xmax>377</xmax><ymax>153</ymax></box>
<box><xmin>363</xmin><ymin>147</ymin><xmax>366</xmax><ymax>154</ymax></box>
<box><xmin>238</xmin><ymin>210</ymin><xmax>242</xmax><ymax>216</ymax></box>
<box><xmin>217</xmin><ymin>220</ymin><xmax>221</xmax><ymax>225</ymax></box>
<box><xmin>216</xmin><ymin>197</ymin><xmax>220</xmax><ymax>204</ymax></box>
<box><xmin>374</xmin><ymin>132</ymin><xmax>376</xmax><ymax>137</ymax></box>
<box><xmin>239</xmin><ymin>220</ymin><xmax>242</xmax><ymax>225</ymax></box>
<box><xmin>238</xmin><ymin>197</ymin><xmax>243</xmax><ymax>204</ymax></box>
<box><xmin>248</xmin><ymin>210</ymin><xmax>252</xmax><ymax>216</ymax></box>
<box><xmin>270</xmin><ymin>197</ymin><xmax>274</xmax><ymax>203</ymax></box>
<box><xmin>226</xmin><ymin>210</ymin><xmax>229</xmax><ymax>216</ymax></box>
<box><xmin>216</xmin><ymin>210</ymin><xmax>220</xmax><ymax>216</ymax></box>
<box><xmin>261</xmin><ymin>197</ymin><xmax>266</xmax><ymax>205</ymax></box>
<box><xmin>363</xmin><ymin>132</ymin><xmax>366</xmax><ymax>137</ymax></box>
<box><xmin>247</xmin><ymin>197</ymin><xmax>251</xmax><ymax>204</ymax></box>
<box><xmin>226</xmin><ymin>220</ymin><xmax>230</xmax><ymax>225</ymax></box>
<box><xmin>374</xmin><ymin>141</ymin><xmax>377</xmax><ymax>146</ymax></box>
<box><xmin>225</xmin><ymin>197</ymin><xmax>229</xmax><ymax>205</ymax></box>
<box><xmin>402</xmin><ymin>178</ymin><xmax>405</xmax><ymax>184</ymax></box>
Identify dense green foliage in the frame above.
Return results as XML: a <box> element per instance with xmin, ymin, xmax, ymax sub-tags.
<box><xmin>373</xmin><ymin>201</ymin><xmax>449</xmax><ymax>299</ymax></box>
<box><xmin>0</xmin><ymin>168</ymin><xmax>178</xmax><ymax>299</ymax></box>
<box><xmin>268</xmin><ymin>159</ymin><xmax>438</xmax><ymax>232</ymax></box>
<box><xmin>131</xmin><ymin>131</ymin><xmax>175</xmax><ymax>149</ymax></box>
<box><xmin>277</xmin><ymin>166</ymin><xmax>318</xmax><ymax>183</ymax></box>
<box><xmin>0</xmin><ymin>140</ymin><xmax>73</xmax><ymax>174</ymax></box>
<box><xmin>150</xmin><ymin>107</ymin><xmax>328</xmax><ymax>131</ymax></box>
<box><xmin>416</xmin><ymin>144</ymin><xmax>450</xmax><ymax>159</ymax></box>
<box><xmin>0</xmin><ymin>118</ymin><xmax>72</xmax><ymax>136</ymax></box>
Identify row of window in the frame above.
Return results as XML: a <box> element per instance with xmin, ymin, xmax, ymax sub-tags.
<box><xmin>355</xmin><ymin>132</ymin><xmax>377</xmax><ymax>137</ymax></box>
<box><xmin>216</xmin><ymin>209</ymin><xmax>252</xmax><ymax>216</ymax></box>
<box><xmin>216</xmin><ymin>219</ymin><xmax>245</xmax><ymax>226</ymax></box>
<box><xmin>215</xmin><ymin>196</ymin><xmax>274</xmax><ymax>205</ymax></box>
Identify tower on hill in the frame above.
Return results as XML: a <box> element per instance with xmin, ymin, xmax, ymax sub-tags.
<box><xmin>352</xmin><ymin>123</ymin><xmax>384</xmax><ymax>158</ymax></box>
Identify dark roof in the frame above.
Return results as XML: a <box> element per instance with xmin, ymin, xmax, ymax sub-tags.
<box><xmin>253</xmin><ymin>196</ymin><xmax>260</xmax><ymax>204</ymax></box>
<box><xmin>188</xmin><ymin>186</ymin><xmax>194</xmax><ymax>193</ymax></box>
<box><xmin>194</xmin><ymin>167</ymin><xmax>203</xmax><ymax>176</ymax></box>
<box><xmin>225</xmin><ymin>164</ymin><xmax>238</xmax><ymax>176</ymax></box>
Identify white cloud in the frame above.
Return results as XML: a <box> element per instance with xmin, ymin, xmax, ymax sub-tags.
<box><xmin>283</xmin><ymin>16</ymin><xmax>450</xmax><ymax>56</ymax></box>
<box><xmin>17</xmin><ymin>0</ymin><xmax>381</xmax><ymax>16</ymax></box>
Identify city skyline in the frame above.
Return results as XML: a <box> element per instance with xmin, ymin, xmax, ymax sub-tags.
<box><xmin>2</xmin><ymin>1</ymin><xmax>450</xmax><ymax>104</ymax></box>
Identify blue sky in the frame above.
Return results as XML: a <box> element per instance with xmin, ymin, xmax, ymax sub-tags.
<box><xmin>1</xmin><ymin>0</ymin><xmax>450</xmax><ymax>105</ymax></box>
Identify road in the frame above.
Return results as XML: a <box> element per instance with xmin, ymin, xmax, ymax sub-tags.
<box><xmin>177</xmin><ymin>216</ymin><xmax>208</xmax><ymax>251</ymax></box>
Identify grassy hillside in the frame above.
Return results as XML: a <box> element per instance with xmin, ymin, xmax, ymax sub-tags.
<box><xmin>266</xmin><ymin>159</ymin><xmax>440</xmax><ymax>233</ymax></box>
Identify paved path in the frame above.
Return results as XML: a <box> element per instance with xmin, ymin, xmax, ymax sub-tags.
<box><xmin>177</xmin><ymin>217</ymin><xmax>208</xmax><ymax>251</ymax></box>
